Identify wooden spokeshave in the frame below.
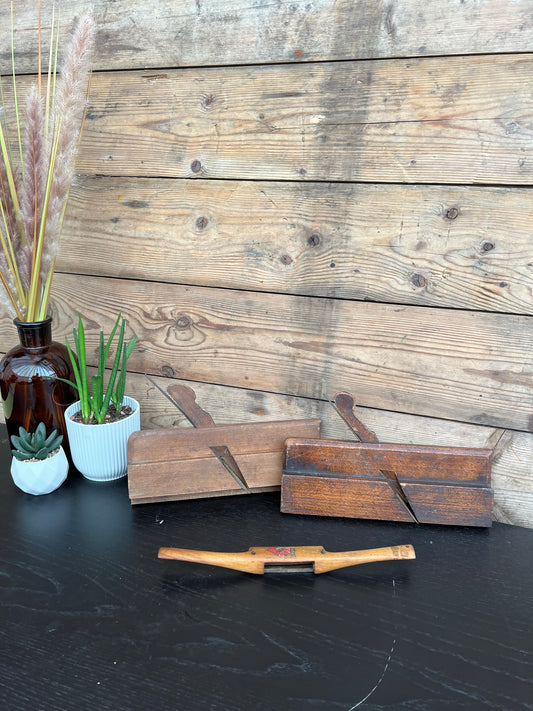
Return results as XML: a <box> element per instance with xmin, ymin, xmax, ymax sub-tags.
<box><xmin>158</xmin><ymin>543</ymin><xmax>416</xmax><ymax>574</ymax></box>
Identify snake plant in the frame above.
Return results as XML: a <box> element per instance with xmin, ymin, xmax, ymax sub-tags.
<box><xmin>11</xmin><ymin>422</ymin><xmax>63</xmax><ymax>461</ymax></box>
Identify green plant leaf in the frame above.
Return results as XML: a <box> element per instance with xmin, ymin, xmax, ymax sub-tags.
<box><xmin>91</xmin><ymin>373</ymin><xmax>105</xmax><ymax>423</ymax></box>
<box><xmin>10</xmin><ymin>434</ymin><xmax>34</xmax><ymax>454</ymax></box>
<box><xmin>113</xmin><ymin>347</ymin><xmax>126</xmax><ymax>408</ymax></box>
<box><xmin>18</xmin><ymin>427</ymin><xmax>33</xmax><ymax>447</ymax></box>
<box><xmin>101</xmin><ymin>317</ymin><xmax>125</xmax><ymax>416</ymax></box>
<box><xmin>53</xmin><ymin>375</ymin><xmax>78</xmax><ymax>391</ymax></box>
<box><xmin>12</xmin><ymin>450</ymin><xmax>34</xmax><ymax>461</ymax></box>
<box><xmin>66</xmin><ymin>316</ymin><xmax>90</xmax><ymax>421</ymax></box>
<box><xmin>77</xmin><ymin>314</ymin><xmax>90</xmax><ymax>412</ymax></box>
<box><xmin>97</xmin><ymin>329</ymin><xmax>105</xmax><ymax>381</ymax></box>
<box><xmin>114</xmin><ymin>334</ymin><xmax>137</xmax><ymax>408</ymax></box>
<box><xmin>44</xmin><ymin>429</ymin><xmax>62</xmax><ymax>449</ymax></box>
<box><xmin>124</xmin><ymin>335</ymin><xmax>137</xmax><ymax>361</ymax></box>
<box><xmin>104</xmin><ymin>312</ymin><xmax>122</xmax><ymax>363</ymax></box>
<box><xmin>33</xmin><ymin>422</ymin><xmax>46</xmax><ymax>450</ymax></box>
<box><xmin>64</xmin><ymin>345</ymin><xmax>80</xmax><ymax>388</ymax></box>
<box><xmin>103</xmin><ymin>313</ymin><xmax>122</xmax><ymax>409</ymax></box>
<box><xmin>64</xmin><ymin>338</ymin><xmax>89</xmax><ymax>420</ymax></box>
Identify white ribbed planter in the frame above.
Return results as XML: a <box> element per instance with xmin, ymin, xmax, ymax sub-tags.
<box><xmin>64</xmin><ymin>396</ymin><xmax>141</xmax><ymax>481</ymax></box>
<box><xmin>11</xmin><ymin>446</ymin><xmax>69</xmax><ymax>495</ymax></box>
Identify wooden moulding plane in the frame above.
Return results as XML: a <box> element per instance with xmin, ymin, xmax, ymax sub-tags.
<box><xmin>127</xmin><ymin>379</ymin><xmax>321</xmax><ymax>504</ymax></box>
<box><xmin>280</xmin><ymin>393</ymin><xmax>494</xmax><ymax>527</ymax></box>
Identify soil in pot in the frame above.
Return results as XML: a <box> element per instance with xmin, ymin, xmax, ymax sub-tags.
<box><xmin>70</xmin><ymin>404</ymin><xmax>134</xmax><ymax>425</ymax></box>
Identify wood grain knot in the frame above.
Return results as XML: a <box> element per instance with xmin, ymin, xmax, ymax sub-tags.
<box><xmin>445</xmin><ymin>207</ymin><xmax>459</xmax><ymax>220</ymax></box>
<box><xmin>191</xmin><ymin>160</ymin><xmax>202</xmax><ymax>173</ymax></box>
<box><xmin>124</xmin><ymin>200</ymin><xmax>148</xmax><ymax>209</ymax></box>
<box><xmin>411</xmin><ymin>273</ymin><xmax>427</xmax><ymax>288</ymax></box>
<box><xmin>201</xmin><ymin>94</ymin><xmax>215</xmax><ymax>108</ymax></box>
<box><xmin>176</xmin><ymin>316</ymin><xmax>192</xmax><ymax>329</ymax></box>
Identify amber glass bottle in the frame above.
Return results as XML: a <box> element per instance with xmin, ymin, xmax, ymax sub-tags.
<box><xmin>0</xmin><ymin>318</ymin><xmax>77</xmax><ymax>455</ymax></box>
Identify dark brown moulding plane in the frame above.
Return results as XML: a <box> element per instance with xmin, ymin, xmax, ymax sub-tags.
<box><xmin>280</xmin><ymin>392</ymin><xmax>494</xmax><ymax>527</ymax></box>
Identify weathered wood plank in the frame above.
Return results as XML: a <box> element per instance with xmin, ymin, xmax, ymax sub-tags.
<box><xmin>3</xmin><ymin>56</ymin><xmax>530</xmax><ymax>184</ymax></box>
<box><xmin>59</xmin><ymin>177</ymin><xmax>533</xmax><ymax>314</ymax></box>
<box><xmin>75</xmin><ymin>54</ymin><xmax>533</xmax><ymax>185</ymax></box>
<box><xmin>2</xmin><ymin>0</ymin><xmax>532</xmax><ymax>72</ymax></box>
<box><xmin>0</xmin><ymin>369</ymin><xmax>531</xmax><ymax>526</ymax></box>
<box><xmin>1</xmin><ymin>272</ymin><xmax>531</xmax><ymax>430</ymax></box>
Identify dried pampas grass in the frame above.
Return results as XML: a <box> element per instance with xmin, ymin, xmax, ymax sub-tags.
<box><xmin>0</xmin><ymin>4</ymin><xmax>95</xmax><ymax>321</ymax></box>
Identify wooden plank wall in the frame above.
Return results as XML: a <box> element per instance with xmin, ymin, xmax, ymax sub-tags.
<box><xmin>1</xmin><ymin>1</ymin><xmax>532</xmax><ymax>526</ymax></box>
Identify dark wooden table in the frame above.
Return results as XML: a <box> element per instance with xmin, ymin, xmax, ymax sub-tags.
<box><xmin>1</xmin><ymin>425</ymin><xmax>532</xmax><ymax>710</ymax></box>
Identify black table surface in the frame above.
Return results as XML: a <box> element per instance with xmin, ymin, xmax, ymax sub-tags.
<box><xmin>1</xmin><ymin>426</ymin><xmax>532</xmax><ymax>711</ymax></box>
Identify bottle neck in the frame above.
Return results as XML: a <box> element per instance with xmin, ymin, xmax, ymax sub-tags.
<box><xmin>14</xmin><ymin>317</ymin><xmax>53</xmax><ymax>351</ymax></box>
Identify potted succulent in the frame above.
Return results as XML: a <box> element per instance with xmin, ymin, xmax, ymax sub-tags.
<box><xmin>62</xmin><ymin>313</ymin><xmax>141</xmax><ymax>482</ymax></box>
<box><xmin>10</xmin><ymin>422</ymin><xmax>68</xmax><ymax>495</ymax></box>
